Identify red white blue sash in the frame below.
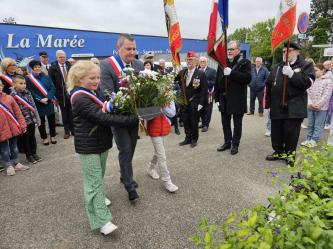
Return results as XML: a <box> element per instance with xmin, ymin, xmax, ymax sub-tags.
<box><xmin>0</xmin><ymin>102</ymin><xmax>20</xmax><ymax>129</ymax></box>
<box><xmin>13</xmin><ymin>94</ymin><xmax>36</xmax><ymax>112</ymax></box>
<box><xmin>107</xmin><ymin>55</ymin><xmax>125</xmax><ymax>78</ymax></box>
<box><xmin>27</xmin><ymin>74</ymin><xmax>48</xmax><ymax>97</ymax></box>
<box><xmin>0</xmin><ymin>74</ymin><xmax>14</xmax><ymax>87</ymax></box>
<box><xmin>70</xmin><ymin>89</ymin><xmax>112</xmax><ymax>112</ymax></box>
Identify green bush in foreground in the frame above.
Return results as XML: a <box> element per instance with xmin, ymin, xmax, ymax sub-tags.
<box><xmin>190</xmin><ymin>145</ymin><xmax>333</xmax><ymax>249</ymax></box>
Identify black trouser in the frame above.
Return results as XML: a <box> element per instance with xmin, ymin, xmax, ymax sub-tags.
<box><xmin>39</xmin><ymin>114</ymin><xmax>56</xmax><ymax>139</ymax></box>
<box><xmin>249</xmin><ymin>89</ymin><xmax>264</xmax><ymax>113</ymax></box>
<box><xmin>111</xmin><ymin>124</ymin><xmax>138</xmax><ymax>193</ymax></box>
<box><xmin>181</xmin><ymin>104</ymin><xmax>199</xmax><ymax>142</ymax></box>
<box><xmin>21</xmin><ymin>123</ymin><xmax>37</xmax><ymax>157</ymax></box>
<box><xmin>221</xmin><ymin>113</ymin><xmax>244</xmax><ymax>147</ymax></box>
<box><xmin>200</xmin><ymin>102</ymin><xmax>213</xmax><ymax>127</ymax></box>
<box><xmin>271</xmin><ymin>118</ymin><xmax>303</xmax><ymax>155</ymax></box>
<box><xmin>60</xmin><ymin>97</ymin><xmax>74</xmax><ymax>135</ymax></box>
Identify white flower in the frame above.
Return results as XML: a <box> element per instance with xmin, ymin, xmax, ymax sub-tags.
<box><xmin>116</xmin><ymin>91</ymin><xmax>123</xmax><ymax>97</ymax></box>
<box><xmin>123</xmin><ymin>67</ymin><xmax>134</xmax><ymax>72</ymax></box>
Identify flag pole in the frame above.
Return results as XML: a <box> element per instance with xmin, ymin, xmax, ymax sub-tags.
<box><xmin>224</xmin><ymin>28</ymin><xmax>228</xmax><ymax>94</ymax></box>
<box><xmin>281</xmin><ymin>40</ymin><xmax>290</xmax><ymax>107</ymax></box>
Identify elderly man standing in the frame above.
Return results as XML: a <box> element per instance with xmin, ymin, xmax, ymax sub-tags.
<box><xmin>265</xmin><ymin>42</ymin><xmax>315</xmax><ymax>165</ymax></box>
<box><xmin>39</xmin><ymin>51</ymin><xmax>51</xmax><ymax>75</ymax></box>
<box><xmin>215</xmin><ymin>41</ymin><xmax>252</xmax><ymax>155</ymax></box>
<box><xmin>98</xmin><ymin>33</ymin><xmax>143</xmax><ymax>202</ymax></box>
<box><xmin>176</xmin><ymin>51</ymin><xmax>208</xmax><ymax>148</ymax></box>
<box><xmin>248</xmin><ymin>57</ymin><xmax>269</xmax><ymax>117</ymax></box>
<box><xmin>198</xmin><ymin>56</ymin><xmax>217</xmax><ymax>132</ymax></box>
<box><xmin>49</xmin><ymin>50</ymin><xmax>74</xmax><ymax>139</ymax></box>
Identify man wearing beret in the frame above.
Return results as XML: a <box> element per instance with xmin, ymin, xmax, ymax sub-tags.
<box><xmin>215</xmin><ymin>40</ymin><xmax>252</xmax><ymax>155</ymax></box>
<box><xmin>39</xmin><ymin>51</ymin><xmax>51</xmax><ymax>76</ymax></box>
<box><xmin>176</xmin><ymin>51</ymin><xmax>208</xmax><ymax>148</ymax></box>
<box><xmin>265</xmin><ymin>42</ymin><xmax>315</xmax><ymax>165</ymax></box>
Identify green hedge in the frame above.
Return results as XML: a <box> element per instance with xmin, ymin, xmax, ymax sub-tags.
<box><xmin>190</xmin><ymin>145</ymin><xmax>333</xmax><ymax>249</ymax></box>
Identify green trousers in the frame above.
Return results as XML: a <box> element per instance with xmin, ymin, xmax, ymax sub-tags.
<box><xmin>79</xmin><ymin>151</ymin><xmax>112</xmax><ymax>230</ymax></box>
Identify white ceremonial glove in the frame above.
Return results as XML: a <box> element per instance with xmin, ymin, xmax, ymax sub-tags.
<box><xmin>223</xmin><ymin>67</ymin><xmax>232</xmax><ymax>76</ymax></box>
<box><xmin>197</xmin><ymin>104</ymin><xmax>203</xmax><ymax>111</ymax></box>
<box><xmin>282</xmin><ymin>65</ymin><xmax>294</xmax><ymax>78</ymax></box>
<box><xmin>216</xmin><ymin>102</ymin><xmax>220</xmax><ymax>107</ymax></box>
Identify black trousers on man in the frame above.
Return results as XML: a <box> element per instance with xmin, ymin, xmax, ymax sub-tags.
<box><xmin>60</xmin><ymin>96</ymin><xmax>74</xmax><ymax>135</ymax></box>
<box><xmin>271</xmin><ymin>118</ymin><xmax>303</xmax><ymax>155</ymax></box>
<box><xmin>221</xmin><ymin>113</ymin><xmax>244</xmax><ymax>147</ymax></box>
<box><xmin>249</xmin><ymin>89</ymin><xmax>264</xmax><ymax>114</ymax></box>
<box><xmin>200</xmin><ymin>102</ymin><xmax>213</xmax><ymax>128</ymax></box>
<box><xmin>181</xmin><ymin>104</ymin><xmax>199</xmax><ymax>142</ymax></box>
<box><xmin>39</xmin><ymin>114</ymin><xmax>56</xmax><ymax>139</ymax></box>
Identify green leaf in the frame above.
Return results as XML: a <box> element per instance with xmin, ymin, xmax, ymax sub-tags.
<box><xmin>226</xmin><ymin>212</ymin><xmax>236</xmax><ymax>225</ymax></box>
<box><xmin>310</xmin><ymin>226</ymin><xmax>322</xmax><ymax>241</ymax></box>
<box><xmin>309</xmin><ymin>192</ymin><xmax>319</xmax><ymax>202</ymax></box>
<box><xmin>302</xmin><ymin>236</ymin><xmax>316</xmax><ymax>245</ymax></box>
<box><xmin>258</xmin><ymin>242</ymin><xmax>271</xmax><ymax>249</ymax></box>
<box><xmin>204</xmin><ymin>231</ymin><xmax>212</xmax><ymax>244</ymax></box>
<box><xmin>237</xmin><ymin>228</ymin><xmax>252</xmax><ymax>238</ymax></box>
<box><xmin>248</xmin><ymin>212</ymin><xmax>257</xmax><ymax>227</ymax></box>
<box><xmin>219</xmin><ymin>244</ymin><xmax>232</xmax><ymax>249</ymax></box>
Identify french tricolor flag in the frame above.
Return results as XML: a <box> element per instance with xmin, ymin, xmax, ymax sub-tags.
<box><xmin>271</xmin><ymin>0</ymin><xmax>297</xmax><ymax>51</ymax></box>
<box><xmin>207</xmin><ymin>0</ymin><xmax>228</xmax><ymax>68</ymax></box>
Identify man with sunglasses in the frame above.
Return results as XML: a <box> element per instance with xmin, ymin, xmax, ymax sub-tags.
<box><xmin>265</xmin><ymin>42</ymin><xmax>315</xmax><ymax>166</ymax></box>
<box><xmin>215</xmin><ymin>41</ymin><xmax>252</xmax><ymax>155</ymax></box>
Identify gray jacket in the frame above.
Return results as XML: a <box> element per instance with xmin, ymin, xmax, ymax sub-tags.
<box><xmin>98</xmin><ymin>57</ymin><xmax>144</xmax><ymax>100</ymax></box>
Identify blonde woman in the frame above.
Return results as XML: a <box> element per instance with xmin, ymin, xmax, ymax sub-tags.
<box><xmin>0</xmin><ymin>57</ymin><xmax>17</xmax><ymax>94</ymax></box>
<box><xmin>68</xmin><ymin>60</ymin><xmax>138</xmax><ymax>235</ymax></box>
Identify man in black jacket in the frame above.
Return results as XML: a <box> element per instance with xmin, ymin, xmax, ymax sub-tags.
<box><xmin>49</xmin><ymin>50</ymin><xmax>74</xmax><ymax>139</ymax></box>
<box><xmin>176</xmin><ymin>51</ymin><xmax>208</xmax><ymax>147</ymax></box>
<box><xmin>198</xmin><ymin>56</ymin><xmax>217</xmax><ymax>132</ymax></box>
<box><xmin>215</xmin><ymin>41</ymin><xmax>252</xmax><ymax>155</ymax></box>
<box><xmin>265</xmin><ymin>42</ymin><xmax>315</xmax><ymax>165</ymax></box>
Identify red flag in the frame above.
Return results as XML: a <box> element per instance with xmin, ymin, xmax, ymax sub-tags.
<box><xmin>164</xmin><ymin>0</ymin><xmax>182</xmax><ymax>66</ymax></box>
<box><xmin>271</xmin><ymin>0</ymin><xmax>297</xmax><ymax>51</ymax></box>
<box><xmin>207</xmin><ymin>0</ymin><xmax>228</xmax><ymax>68</ymax></box>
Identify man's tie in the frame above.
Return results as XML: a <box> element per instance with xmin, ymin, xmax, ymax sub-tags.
<box><xmin>61</xmin><ymin>64</ymin><xmax>67</xmax><ymax>82</ymax></box>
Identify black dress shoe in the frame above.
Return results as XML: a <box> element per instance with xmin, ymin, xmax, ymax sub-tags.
<box><xmin>190</xmin><ymin>141</ymin><xmax>197</xmax><ymax>148</ymax></box>
<box><xmin>120</xmin><ymin>177</ymin><xmax>138</xmax><ymax>188</ymax></box>
<box><xmin>198</xmin><ymin>124</ymin><xmax>204</xmax><ymax>128</ymax></box>
<box><xmin>179</xmin><ymin>140</ymin><xmax>191</xmax><ymax>146</ymax></box>
<box><xmin>201</xmin><ymin>126</ymin><xmax>208</xmax><ymax>132</ymax></box>
<box><xmin>175</xmin><ymin>128</ymin><xmax>180</xmax><ymax>135</ymax></box>
<box><xmin>265</xmin><ymin>153</ymin><xmax>282</xmax><ymax>161</ymax></box>
<box><xmin>217</xmin><ymin>144</ymin><xmax>231</xmax><ymax>152</ymax></box>
<box><xmin>230</xmin><ymin>147</ymin><xmax>238</xmax><ymax>155</ymax></box>
<box><xmin>32</xmin><ymin>154</ymin><xmax>42</xmax><ymax>162</ymax></box>
<box><xmin>27</xmin><ymin>156</ymin><xmax>38</xmax><ymax>164</ymax></box>
<box><xmin>128</xmin><ymin>190</ymin><xmax>139</xmax><ymax>202</ymax></box>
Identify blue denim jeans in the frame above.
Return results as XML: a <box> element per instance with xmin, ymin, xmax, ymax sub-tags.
<box><xmin>307</xmin><ymin>109</ymin><xmax>327</xmax><ymax>142</ymax></box>
<box><xmin>0</xmin><ymin>137</ymin><xmax>19</xmax><ymax>168</ymax></box>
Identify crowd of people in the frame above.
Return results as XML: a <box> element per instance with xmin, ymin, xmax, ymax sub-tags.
<box><xmin>1</xmin><ymin>33</ymin><xmax>333</xmax><ymax>236</ymax></box>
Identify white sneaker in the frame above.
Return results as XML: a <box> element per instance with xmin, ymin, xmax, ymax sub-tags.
<box><xmin>264</xmin><ymin>130</ymin><xmax>271</xmax><ymax>137</ymax></box>
<box><xmin>309</xmin><ymin>140</ymin><xmax>317</xmax><ymax>148</ymax></box>
<box><xmin>105</xmin><ymin>197</ymin><xmax>111</xmax><ymax>206</ymax></box>
<box><xmin>324</xmin><ymin>124</ymin><xmax>330</xmax><ymax>130</ymax></box>
<box><xmin>301</xmin><ymin>140</ymin><xmax>310</xmax><ymax>147</ymax></box>
<box><xmin>147</xmin><ymin>167</ymin><xmax>160</xmax><ymax>180</ymax></box>
<box><xmin>6</xmin><ymin>166</ymin><xmax>15</xmax><ymax>176</ymax></box>
<box><xmin>164</xmin><ymin>181</ymin><xmax>179</xmax><ymax>193</ymax></box>
<box><xmin>100</xmin><ymin>222</ymin><xmax>118</xmax><ymax>235</ymax></box>
<box><xmin>301</xmin><ymin>123</ymin><xmax>308</xmax><ymax>129</ymax></box>
<box><xmin>14</xmin><ymin>163</ymin><xmax>30</xmax><ymax>171</ymax></box>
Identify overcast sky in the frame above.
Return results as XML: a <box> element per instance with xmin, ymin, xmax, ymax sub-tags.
<box><xmin>1</xmin><ymin>0</ymin><xmax>310</xmax><ymax>39</ymax></box>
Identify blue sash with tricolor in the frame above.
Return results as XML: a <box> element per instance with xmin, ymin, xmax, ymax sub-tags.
<box><xmin>27</xmin><ymin>74</ymin><xmax>49</xmax><ymax>97</ymax></box>
<box><xmin>70</xmin><ymin>89</ymin><xmax>112</xmax><ymax>113</ymax></box>
<box><xmin>107</xmin><ymin>55</ymin><xmax>125</xmax><ymax>78</ymax></box>
<box><xmin>13</xmin><ymin>94</ymin><xmax>36</xmax><ymax>112</ymax></box>
<box><xmin>0</xmin><ymin>101</ymin><xmax>20</xmax><ymax>129</ymax></box>
<box><xmin>0</xmin><ymin>74</ymin><xmax>14</xmax><ymax>87</ymax></box>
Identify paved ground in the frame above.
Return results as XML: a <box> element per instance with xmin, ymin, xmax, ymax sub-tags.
<box><xmin>0</xmin><ymin>107</ymin><xmax>329</xmax><ymax>249</ymax></box>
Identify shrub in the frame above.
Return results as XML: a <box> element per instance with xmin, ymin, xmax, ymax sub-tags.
<box><xmin>190</xmin><ymin>145</ymin><xmax>333</xmax><ymax>249</ymax></box>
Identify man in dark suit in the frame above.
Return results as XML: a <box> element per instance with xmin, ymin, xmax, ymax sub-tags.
<box><xmin>215</xmin><ymin>41</ymin><xmax>252</xmax><ymax>155</ymax></box>
<box><xmin>265</xmin><ymin>42</ymin><xmax>315</xmax><ymax>165</ymax></box>
<box><xmin>98</xmin><ymin>33</ymin><xmax>144</xmax><ymax>202</ymax></box>
<box><xmin>176</xmin><ymin>51</ymin><xmax>208</xmax><ymax>148</ymax></box>
<box><xmin>198</xmin><ymin>56</ymin><xmax>217</xmax><ymax>132</ymax></box>
<box><xmin>143</xmin><ymin>51</ymin><xmax>162</xmax><ymax>72</ymax></box>
<box><xmin>49</xmin><ymin>50</ymin><xmax>74</xmax><ymax>139</ymax></box>
<box><xmin>158</xmin><ymin>59</ymin><xmax>172</xmax><ymax>74</ymax></box>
